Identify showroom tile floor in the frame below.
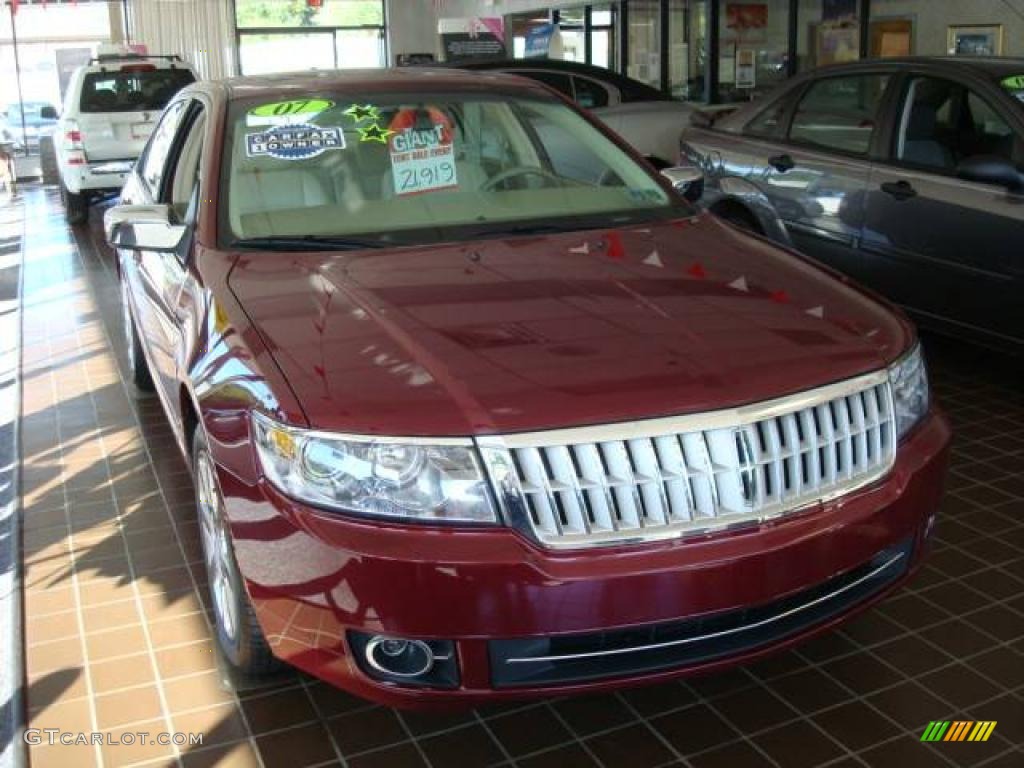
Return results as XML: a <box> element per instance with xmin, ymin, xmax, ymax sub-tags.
<box><xmin>12</xmin><ymin>184</ymin><xmax>1024</xmax><ymax>768</ymax></box>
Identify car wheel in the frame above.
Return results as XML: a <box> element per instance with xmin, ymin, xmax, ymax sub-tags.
<box><xmin>193</xmin><ymin>428</ymin><xmax>279</xmax><ymax>676</ymax></box>
<box><xmin>61</xmin><ymin>183</ymin><xmax>88</xmax><ymax>225</ymax></box>
<box><xmin>121</xmin><ymin>279</ymin><xmax>155</xmax><ymax>392</ymax></box>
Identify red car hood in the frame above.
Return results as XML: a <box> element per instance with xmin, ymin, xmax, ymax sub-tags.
<box><xmin>227</xmin><ymin>214</ymin><xmax>911</xmax><ymax>436</ymax></box>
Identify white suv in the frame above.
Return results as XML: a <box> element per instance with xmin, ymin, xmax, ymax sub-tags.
<box><xmin>56</xmin><ymin>49</ymin><xmax>196</xmax><ymax>224</ymax></box>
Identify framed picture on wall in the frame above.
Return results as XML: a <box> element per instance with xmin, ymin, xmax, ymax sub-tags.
<box><xmin>947</xmin><ymin>24</ymin><xmax>1003</xmax><ymax>56</ymax></box>
<box><xmin>870</xmin><ymin>18</ymin><xmax>913</xmax><ymax>58</ymax></box>
<box><xmin>816</xmin><ymin>24</ymin><xmax>860</xmax><ymax>66</ymax></box>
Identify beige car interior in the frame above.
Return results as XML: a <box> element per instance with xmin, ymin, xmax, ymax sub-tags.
<box><xmin>228</xmin><ymin>101</ymin><xmax>665</xmax><ymax>240</ymax></box>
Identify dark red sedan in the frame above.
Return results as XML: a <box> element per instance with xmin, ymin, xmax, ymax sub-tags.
<box><xmin>104</xmin><ymin>69</ymin><xmax>950</xmax><ymax>707</ymax></box>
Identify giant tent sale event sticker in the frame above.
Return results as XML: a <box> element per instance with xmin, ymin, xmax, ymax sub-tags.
<box><xmin>387</xmin><ymin>107</ymin><xmax>458</xmax><ymax>196</ymax></box>
<box><xmin>245</xmin><ymin>123</ymin><xmax>345</xmax><ymax>161</ymax></box>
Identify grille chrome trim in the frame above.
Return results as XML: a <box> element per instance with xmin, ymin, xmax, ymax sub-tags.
<box><xmin>503</xmin><ymin>549</ymin><xmax>906</xmax><ymax>664</ymax></box>
<box><xmin>487</xmin><ymin>538</ymin><xmax>912</xmax><ymax>687</ymax></box>
<box><xmin>478</xmin><ymin>370</ymin><xmax>896</xmax><ymax>550</ymax></box>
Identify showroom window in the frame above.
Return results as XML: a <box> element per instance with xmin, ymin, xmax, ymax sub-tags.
<box><xmin>0</xmin><ymin>0</ymin><xmax>121</xmax><ymax>158</ymax></box>
<box><xmin>717</xmin><ymin>0</ymin><xmax>789</xmax><ymax>103</ymax></box>
<box><xmin>507</xmin><ymin>5</ymin><xmax>618</xmax><ymax>70</ymax></box>
<box><xmin>234</xmin><ymin>0</ymin><xmax>387</xmax><ymax>75</ymax></box>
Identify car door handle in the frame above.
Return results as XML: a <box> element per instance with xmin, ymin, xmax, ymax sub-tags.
<box><xmin>880</xmin><ymin>180</ymin><xmax>917</xmax><ymax>201</ymax></box>
<box><xmin>768</xmin><ymin>154</ymin><xmax>795</xmax><ymax>172</ymax></box>
<box><xmin>765</xmin><ymin>154</ymin><xmax>794</xmax><ymax>172</ymax></box>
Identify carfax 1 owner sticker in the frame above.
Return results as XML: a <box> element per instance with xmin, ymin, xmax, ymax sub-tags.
<box><xmin>387</xmin><ymin>106</ymin><xmax>458</xmax><ymax>196</ymax></box>
<box><xmin>245</xmin><ymin>100</ymin><xmax>345</xmax><ymax>161</ymax></box>
<box><xmin>246</xmin><ymin>124</ymin><xmax>345</xmax><ymax>161</ymax></box>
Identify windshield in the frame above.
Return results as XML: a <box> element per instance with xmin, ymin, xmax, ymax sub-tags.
<box><xmin>222</xmin><ymin>90</ymin><xmax>684</xmax><ymax>247</ymax></box>
<box><xmin>79</xmin><ymin>69</ymin><xmax>195</xmax><ymax>113</ymax></box>
<box><xmin>998</xmin><ymin>74</ymin><xmax>1024</xmax><ymax>105</ymax></box>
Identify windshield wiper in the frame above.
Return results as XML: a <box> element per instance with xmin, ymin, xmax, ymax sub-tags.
<box><xmin>228</xmin><ymin>235</ymin><xmax>385</xmax><ymax>252</ymax></box>
<box><xmin>475</xmin><ymin>223</ymin><xmax>585</xmax><ymax>238</ymax></box>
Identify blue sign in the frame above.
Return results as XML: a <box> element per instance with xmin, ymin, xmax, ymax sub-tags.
<box><xmin>525</xmin><ymin>23</ymin><xmax>555</xmax><ymax>58</ymax></box>
<box><xmin>245</xmin><ymin>124</ymin><xmax>345</xmax><ymax>161</ymax></box>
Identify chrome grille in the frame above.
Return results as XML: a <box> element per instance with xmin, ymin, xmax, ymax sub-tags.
<box><xmin>478</xmin><ymin>372</ymin><xmax>895</xmax><ymax>549</ymax></box>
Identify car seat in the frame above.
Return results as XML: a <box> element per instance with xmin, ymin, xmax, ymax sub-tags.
<box><xmin>90</xmin><ymin>90</ymin><xmax>118</xmax><ymax>112</ymax></box>
<box><xmin>902</xmin><ymin>103</ymin><xmax>954</xmax><ymax>170</ymax></box>
<box><xmin>231</xmin><ymin>162</ymin><xmax>333</xmax><ymax>237</ymax></box>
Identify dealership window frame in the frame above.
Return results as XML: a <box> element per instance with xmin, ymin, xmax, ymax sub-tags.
<box><xmin>230</xmin><ymin>0</ymin><xmax>389</xmax><ymax>75</ymax></box>
<box><xmin>1</xmin><ymin>0</ymin><xmax>126</xmax><ymax>157</ymax></box>
<box><xmin>605</xmin><ymin>0</ymin><xmax>882</xmax><ymax>103</ymax></box>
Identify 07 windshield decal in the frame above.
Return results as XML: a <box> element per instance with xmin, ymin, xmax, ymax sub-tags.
<box><xmin>246</xmin><ymin>99</ymin><xmax>335</xmax><ymax>127</ymax></box>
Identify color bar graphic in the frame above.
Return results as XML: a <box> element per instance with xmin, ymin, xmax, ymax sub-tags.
<box><xmin>920</xmin><ymin>721</ymin><xmax>997</xmax><ymax>742</ymax></box>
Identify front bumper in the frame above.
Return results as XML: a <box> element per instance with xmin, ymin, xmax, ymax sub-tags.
<box><xmin>60</xmin><ymin>159</ymin><xmax>133</xmax><ymax>194</ymax></box>
<box><xmin>219</xmin><ymin>410</ymin><xmax>950</xmax><ymax>708</ymax></box>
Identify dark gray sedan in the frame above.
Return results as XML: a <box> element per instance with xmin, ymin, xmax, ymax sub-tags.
<box><xmin>680</xmin><ymin>57</ymin><xmax>1024</xmax><ymax>351</ymax></box>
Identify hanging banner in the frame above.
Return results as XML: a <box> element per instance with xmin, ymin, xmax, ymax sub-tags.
<box><xmin>438</xmin><ymin>17</ymin><xmax>506</xmax><ymax>62</ymax></box>
<box><xmin>524</xmin><ymin>23</ymin><xmax>556</xmax><ymax>58</ymax></box>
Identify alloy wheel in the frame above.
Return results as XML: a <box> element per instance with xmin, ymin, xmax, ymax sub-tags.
<box><xmin>122</xmin><ymin>279</ymin><xmax>135</xmax><ymax>374</ymax></box>
<box><xmin>196</xmin><ymin>449</ymin><xmax>239</xmax><ymax>643</ymax></box>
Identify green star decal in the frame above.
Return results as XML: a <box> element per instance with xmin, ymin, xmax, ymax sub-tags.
<box><xmin>344</xmin><ymin>104</ymin><xmax>380</xmax><ymax>123</ymax></box>
<box><xmin>358</xmin><ymin>123</ymin><xmax>394</xmax><ymax>144</ymax></box>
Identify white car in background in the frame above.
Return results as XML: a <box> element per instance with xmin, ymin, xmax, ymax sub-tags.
<box><xmin>55</xmin><ymin>48</ymin><xmax>196</xmax><ymax>224</ymax></box>
<box><xmin>456</xmin><ymin>59</ymin><xmax>693</xmax><ymax>168</ymax></box>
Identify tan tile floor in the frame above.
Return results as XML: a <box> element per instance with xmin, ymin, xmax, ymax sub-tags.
<box><xmin>12</xmin><ymin>184</ymin><xmax>1024</xmax><ymax>767</ymax></box>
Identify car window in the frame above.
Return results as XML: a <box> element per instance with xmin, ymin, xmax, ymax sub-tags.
<box><xmin>746</xmin><ymin>98</ymin><xmax>787</xmax><ymax>137</ymax></box>
<box><xmin>223</xmin><ymin>91</ymin><xmax>682</xmax><ymax>245</ymax></box>
<box><xmin>998</xmin><ymin>73</ymin><xmax>1024</xmax><ymax>104</ymax></box>
<box><xmin>516</xmin><ymin>70</ymin><xmax>574</xmax><ymax>100</ymax></box>
<box><xmin>964</xmin><ymin>91</ymin><xmax>1016</xmax><ymax>161</ymax></box>
<box><xmin>788</xmin><ymin>74</ymin><xmax>890</xmax><ymax>155</ymax></box>
<box><xmin>529</xmin><ymin>106</ymin><xmax>617</xmax><ymax>184</ymax></box>
<box><xmin>79</xmin><ymin>68</ymin><xmax>195</xmax><ymax>113</ymax></box>
<box><xmin>139</xmin><ymin>100</ymin><xmax>189</xmax><ymax>198</ymax></box>
<box><xmin>168</xmin><ymin>106</ymin><xmax>207</xmax><ymax>223</ymax></box>
<box><xmin>615</xmin><ymin>76</ymin><xmax>665</xmax><ymax>103</ymax></box>
<box><xmin>895</xmin><ymin>76</ymin><xmax>1018</xmax><ymax>172</ymax></box>
<box><xmin>572</xmin><ymin>76</ymin><xmax>610</xmax><ymax>109</ymax></box>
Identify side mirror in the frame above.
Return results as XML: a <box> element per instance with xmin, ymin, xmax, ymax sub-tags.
<box><xmin>955</xmin><ymin>154</ymin><xmax>1022</xmax><ymax>191</ymax></box>
<box><xmin>661</xmin><ymin>165</ymin><xmax>704</xmax><ymax>202</ymax></box>
<box><xmin>104</xmin><ymin>204</ymin><xmax>187</xmax><ymax>253</ymax></box>
<box><xmin>40</xmin><ymin>105</ymin><xmax>58</xmax><ymax>120</ymax></box>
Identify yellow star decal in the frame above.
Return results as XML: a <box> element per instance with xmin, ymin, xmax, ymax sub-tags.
<box><xmin>359</xmin><ymin>123</ymin><xmax>394</xmax><ymax>144</ymax></box>
<box><xmin>344</xmin><ymin>104</ymin><xmax>380</xmax><ymax>122</ymax></box>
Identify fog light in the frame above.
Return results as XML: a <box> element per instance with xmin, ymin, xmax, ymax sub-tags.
<box><xmin>348</xmin><ymin>631</ymin><xmax>459</xmax><ymax>688</ymax></box>
<box><xmin>365</xmin><ymin>636</ymin><xmax>434</xmax><ymax>678</ymax></box>
<box><xmin>379</xmin><ymin>638</ymin><xmax>410</xmax><ymax>657</ymax></box>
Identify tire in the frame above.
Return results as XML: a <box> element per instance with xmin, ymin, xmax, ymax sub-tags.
<box><xmin>61</xmin><ymin>183</ymin><xmax>88</xmax><ymax>225</ymax></box>
<box><xmin>193</xmin><ymin>428</ymin><xmax>279</xmax><ymax>676</ymax></box>
<box><xmin>121</xmin><ymin>279</ymin><xmax>155</xmax><ymax>392</ymax></box>
<box><xmin>39</xmin><ymin>137</ymin><xmax>60</xmax><ymax>185</ymax></box>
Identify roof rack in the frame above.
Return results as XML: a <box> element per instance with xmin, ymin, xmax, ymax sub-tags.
<box><xmin>88</xmin><ymin>53</ymin><xmax>183</xmax><ymax>65</ymax></box>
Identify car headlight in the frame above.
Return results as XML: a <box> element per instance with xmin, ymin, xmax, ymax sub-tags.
<box><xmin>888</xmin><ymin>343</ymin><xmax>930</xmax><ymax>440</ymax></box>
<box><xmin>251</xmin><ymin>412</ymin><xmax>498</xmax><ymax>524</ymax></box>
